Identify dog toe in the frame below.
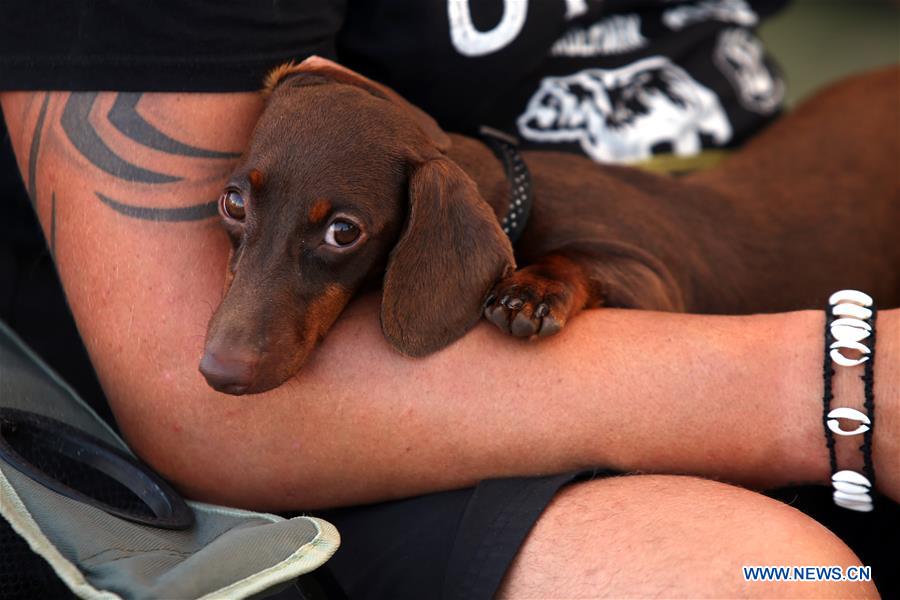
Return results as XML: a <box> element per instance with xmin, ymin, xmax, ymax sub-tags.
<box><xmin>511</xmin><ymin>308</ymin><xmax>539</xmax><ymax>337</ymax></box>
<box><xmin>538</xmin><ymin>312</ymin><xmax>563</xmax><ymax>336</ymax></box>
<box><xmin>503</xmin><ymin>296</ymin><xmax>524</xmax><ymax>310</ymax></box>
<box><xmin>485</xmin><ymin>276</ymin><xmax>572</xmax><ymax>338</ymax></box>
<box><xmin>485</xmin><ymin>291</ymin><xmax>554</xmax><ymax>338</ymax></box>
<box><xmin>486</xmin><ymin>303</ymin><xmax>512</xmax><ymax>333</ymax></box>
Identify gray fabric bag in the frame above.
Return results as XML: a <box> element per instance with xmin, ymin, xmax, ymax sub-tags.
<box><xmin>0</xmin><ymin>321</ymin><xmax>339</xmax><ymax>599</ymax></box>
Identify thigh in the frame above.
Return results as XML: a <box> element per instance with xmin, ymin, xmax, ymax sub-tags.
<box><xmin>499</xmin><ymin>475</ymin><xmax>876</xmax><ymax>598</ymax></box>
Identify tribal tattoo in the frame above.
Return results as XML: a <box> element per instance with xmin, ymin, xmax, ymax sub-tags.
<box><xmin>96</xmin><ymin>191</ymin><xmax>219</xmax><ymax>222</ymax></box>
<box><xmin>26</xmin><ymin>92</ymin><xmax>50</xmax><ymax>207</ymax></box>
<box><xmin>60</xmin><ymin>92</ymin><xmax>183</xmax><ymax>185</ymax></box>
<box><xmin>108</xmin><ymin>93</ymin><xmax>241</xmax><ymax>161</ymax></box>
<box><xmin>46</xmin><ymin>91</ymin><xmax>240</xmax><ymax>222</ymax></box>
<box><xmin>25</xmin><ymin>93</ymin><xmax>59</xmax><ymax>256</ymax></box>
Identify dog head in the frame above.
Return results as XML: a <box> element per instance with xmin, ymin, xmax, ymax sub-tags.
<box><xmin>200</xmin><ymin>57</ymin><xmax>514</xmax><ymax>395</ymax></box>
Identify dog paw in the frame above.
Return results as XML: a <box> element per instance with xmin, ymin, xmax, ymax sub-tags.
<box><xmin>483</xmin><ymin>272</ymin><xmax>572</xmax><ymax>338</ymax></box>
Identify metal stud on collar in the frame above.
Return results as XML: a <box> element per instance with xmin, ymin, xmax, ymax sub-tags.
<box><xmin>479</xmin><ymin>126</ymin><xmax>533</xmax><ymax>244</ymax></box>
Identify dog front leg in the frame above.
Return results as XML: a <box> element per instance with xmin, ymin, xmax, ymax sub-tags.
<box><xmin>483</xmin><ymin>245</ymin><xmax>686</xmax><ymax>338</ymax></box>
<box><xmin>484</xmin><ymin>251</ymin><xmax>595</xmax><ymax>337</ymax></box>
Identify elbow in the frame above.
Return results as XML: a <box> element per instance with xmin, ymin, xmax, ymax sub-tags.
<box><xmin>108</xmin><ymin>379</ymin><xmax>339</xmax><ymax>511</ymax></box>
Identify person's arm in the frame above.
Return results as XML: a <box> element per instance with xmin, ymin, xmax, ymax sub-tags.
<box><xmin>3</xmin><ymin>91</ymin><xmax>897</xmax><ymax>510</ymax></box>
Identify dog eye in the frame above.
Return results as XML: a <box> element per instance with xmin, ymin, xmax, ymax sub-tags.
<box><xmin>325</xmin><ymin>220</ymin><xmax>360</xmax><ymax>247</ymax></box>
<box><xmin>220</xmin><ymin>190</ymin><xmax>246</xmax><ymax>221</ymax></box>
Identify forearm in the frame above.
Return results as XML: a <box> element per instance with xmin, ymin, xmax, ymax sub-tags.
<box><xmin>69</xmin><ymin>300</ymin><xmax>900</xmax><ymax>510</ymax></box>
<box><xmin>239</xmin><ymin>303</ymin><xmax>893</xmax><ymax>507</ymax></box>
<box><xmin>4</xmin><ymin>91</ymin><xmax>896</xmax><ymax>510</ymax></box>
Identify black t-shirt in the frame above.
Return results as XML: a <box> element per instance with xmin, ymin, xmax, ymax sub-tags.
<box><xmin>1</xmin><ymin>0</ymin><xmax>788</xmax><ymax>164</ymax></box>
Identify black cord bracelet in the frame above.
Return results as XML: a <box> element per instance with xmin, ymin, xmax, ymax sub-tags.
<box><xmin>823</xmin><ymin>290</ymin><xmax>876</xmax><ymax>513</ymax></box>
<box><xmin>861</xmin><ymin>305</ymin><xmax>876</xmax><ymax>488</ymax></box>
<box><xmin>822</xmin><ymin>306</ymin><xmax>838</xmax><ymax>475</ymax></box>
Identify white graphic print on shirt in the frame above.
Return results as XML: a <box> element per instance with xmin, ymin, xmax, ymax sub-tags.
<box><xmin>563</xmin><ymin>0</ymin><xmax>589</xmax><ymax>19</ymax></box>
<box><xmin>551</xmin><ymin>14</ymin><xmax>647</xmax><ymax>57</ymax></box>
<box><xmin>448</xmin><ymin>0</ymin><xmax>593</xmax><ymax>56</ymax></box>
<box><xmin>517</xmin><ymin>56</ymin><xmax>733</xmax><ymax>163</ymax></box>
<box><xmin>662</xmin><ymin>0</ymin><xmax>757</xmax><ymax>31</ymax></box>
<box><xmin>714</xmin><ymin>28</ymin><xmax>784</xmax><ymax>114</ymax></box>
<box><xmin>447</xmin><ymin>0</ymin><xmax>529</xmax><ymax>56</ymax></box>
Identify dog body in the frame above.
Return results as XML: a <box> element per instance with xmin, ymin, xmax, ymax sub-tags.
<box><xmin>464</xmin><ymin>65</ymin><xmax>899</xmax><ymax>320</ymax></box>
<box><xmin>200</xmin><ymin>58</ymin><xmax>899</xmax><ymax>395</ymax></box>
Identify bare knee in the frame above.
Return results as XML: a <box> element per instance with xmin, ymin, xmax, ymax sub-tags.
<box><xmin>499</xmin><ymin>475</ymin><xmax>876</xmax><ymax>598</ymax></box>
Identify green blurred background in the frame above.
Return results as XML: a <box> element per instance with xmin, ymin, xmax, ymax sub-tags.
<box><xmin>759</xmin><ymin>0</ymin><xmax>899</xmax><ymax>104</ymax></box>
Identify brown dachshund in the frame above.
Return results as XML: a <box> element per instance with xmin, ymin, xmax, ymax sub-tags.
<box><xmin>199</xmin><ymin>56</ymin><xmax>899</xmax><ymax>395</ymax></box>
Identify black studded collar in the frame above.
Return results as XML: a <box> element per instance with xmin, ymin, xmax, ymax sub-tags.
<box><xmin>478</xmin><ymin>126</ymin><xmax>533</xmax><ymax>245</ymax></box>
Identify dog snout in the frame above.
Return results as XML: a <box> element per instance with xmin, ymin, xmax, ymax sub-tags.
<box><xmin>199</xmin><ymin>347</ymin><xmax>260</xmax><ymax>395</ymax></box>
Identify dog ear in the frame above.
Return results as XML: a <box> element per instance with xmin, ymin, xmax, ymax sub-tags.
<box><xmin>381</xmin><ymin>158</ymin><xmax>515</xmax><ymax>357</ymax></box>
<box><xmin>264</xmin><ymin>56</ymin><xmax>451</xmax><ymax>152</ymax></box>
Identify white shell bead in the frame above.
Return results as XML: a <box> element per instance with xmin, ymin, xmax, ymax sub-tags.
<box><xmin>829</xmin><ymin>339</ymin><xmax>872</xmax><ymax>368</ymax></box>
<box><xmin>830</xmin><ymin>324</ymin><xmax>871</xmax><ymax>343</ymax></box>
<box><xmin>827</xmin><ymin>407</ymin><xmax>871</xmax><ymax>423</ymax></box>
<box><xmin>826</xmin><ymin>407</ymin><xmax>871</xmax><ymax>436</ymax></box>
<box><xmin>833</xmin><ymin>480</ymin><xmax>872</xmax><ymax>494</ymax></box>
<box><xmin>830</xmin><ymin>349</ymin><xmax>869</xmax><ymax>367</ymax></box>
<box><xmin>831</xmin><ymin>471</ymin><xmax>874</xmax><ymax>512</ymax></box>
<box><xmin>832</xmin><ymin>470</ymin><xmax>872</xmax><ymax>487</ymax></box>
<box><xmin>831</xmin><ymin>317</ymin><xmax>871</xmax><ymax>331</ymax></box>
<box><xmin>828</xmin><ymin>289</ymin><xmax>873</xmax><ymax>307</ymax></box>
<box><xmin>827</xmin><ymin>419</ymin><xmax>870</xmax><ymax>436</ymax></box>
<box><xmin>832</xmin><ymin>303</ymin><xmax>873</xmax><ymax>320</ymax></box>
<box><xmin>830</xmin><ymin>340</ymin><xmax>872</xmax><ymax>355</ymax></box>
<box><xmin>833</xmin><ymin>490</ymin><xmax>873</xmax><ymax>504</ymax></box>
<box><xmin>833</xmin><ymin>494</ymin><xmax>874</xmax><ymax>512</ymax></box>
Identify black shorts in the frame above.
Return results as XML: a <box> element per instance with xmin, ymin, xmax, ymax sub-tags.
<box><xmin>319</xmin><ymin>469</ymin><xmax>614</xmax><ymax>600</ymax></box>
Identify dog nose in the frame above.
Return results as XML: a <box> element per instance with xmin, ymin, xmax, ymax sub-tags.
<box><xmin>199</xmin><ymin>349</ymin><xmax>259</xmax><ymax>395</ymax></box>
